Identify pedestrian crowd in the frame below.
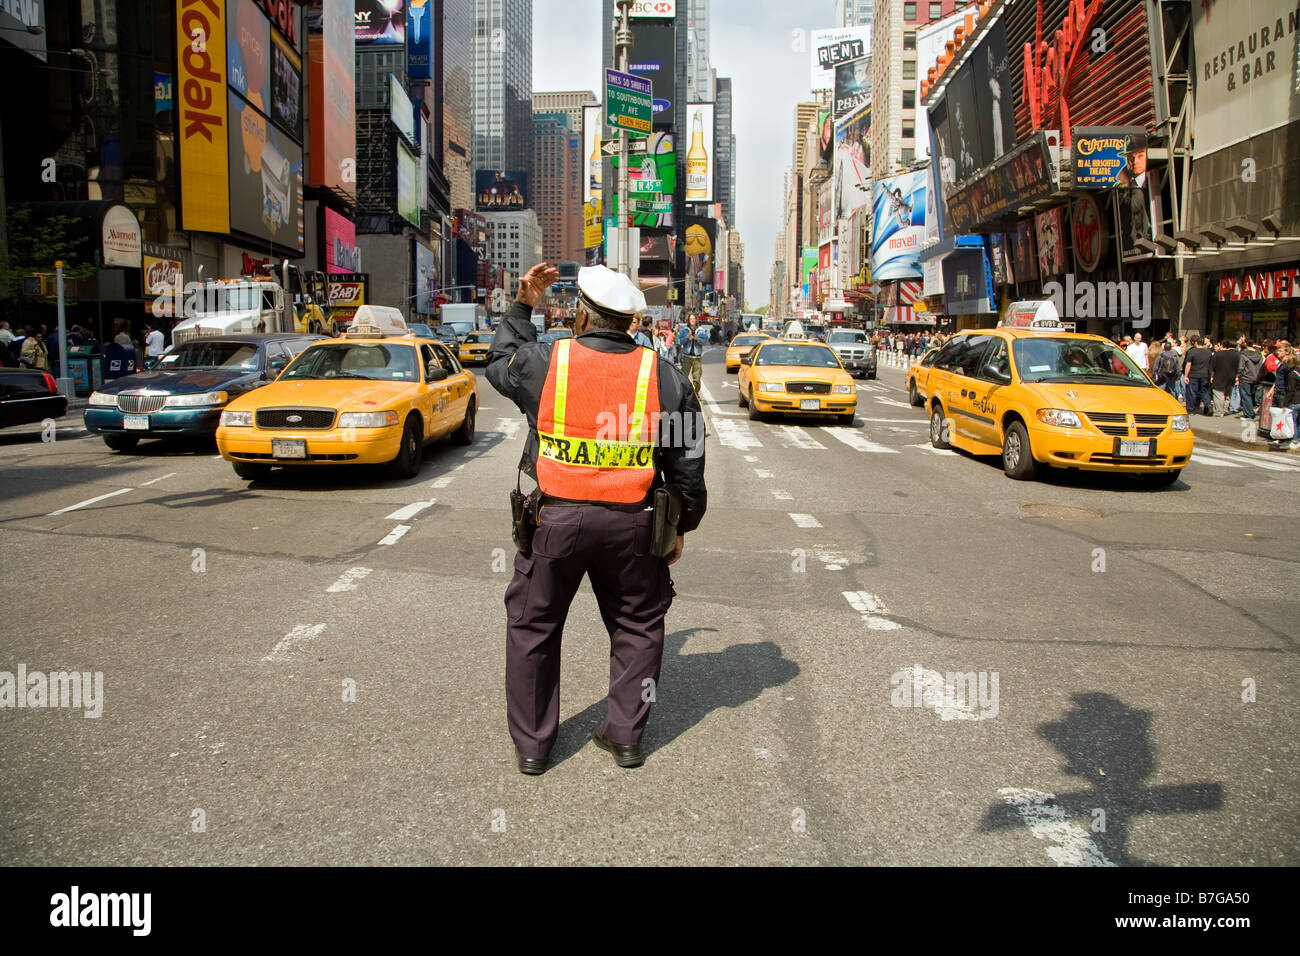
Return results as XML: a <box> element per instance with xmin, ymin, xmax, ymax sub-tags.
<box><xmin>1122</xmin><ymin>331</ymin><xmax>1299</xmax><ymax>450</ymax></box>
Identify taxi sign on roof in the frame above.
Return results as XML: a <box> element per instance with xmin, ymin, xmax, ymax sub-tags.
<box><xmin>1000</xmin><ymin>300</ymin><xmax>1063</xmax><ymax>330</ymax></box>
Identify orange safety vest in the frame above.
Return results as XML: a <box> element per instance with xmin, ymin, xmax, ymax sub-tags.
<box><xmin>536</xmin><ymin>339</ymin><xmax>660</xmax><ymax>503</ymax></box>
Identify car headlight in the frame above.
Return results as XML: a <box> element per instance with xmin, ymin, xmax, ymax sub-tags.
<box><xmin>337</xmin><ymin>411</ymin><xmax>399</xmax><ymax>428</ymax></box>
<box><xmin>1036</xmin><ymin>408</ymin><xmax>1082</xmax><ymax>428</ymax></box>
<box><xmin>833</xmin><ymin>384</ymin><xmax>855</xmax><ymax>394</ymax></box>
<box><xmin>1171</xmin><ymin>415</ymin><xmax>1190</xmax><ymax>432</ymax></box>
<box><xmin>88</xmin><ymin>391</ymin><xmax>117</xmax><ymax>406</ymax></box>
<box><xmin>164</xmin><ymin>391</ymin><xmax>228</xmax><ymax>407</ymax></box>
<box><xmin>757</xmin><ymin>381</ymin><xmax>783</xmax><ymax>392</ymax></box>
<box><xmin>219</xmin><ymin>410</ymin><xmax>253</xmax><ymax>427</ymax></box>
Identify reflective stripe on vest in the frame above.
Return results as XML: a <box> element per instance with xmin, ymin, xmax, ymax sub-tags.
<box><xmin>536</xmin><ymin>340</ymin><xmax>660</xmax><ymax>504</ymax></box>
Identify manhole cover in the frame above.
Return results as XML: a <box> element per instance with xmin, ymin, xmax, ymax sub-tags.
<box><xmin>1019</xmin><ymin>503</ymin><xmax>1103</xmax><ymax>520</ymax></box>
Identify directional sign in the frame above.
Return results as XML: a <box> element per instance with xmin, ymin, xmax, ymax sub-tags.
<box><xmin>605</xmin><ymin>68</ymin><xmax>652</xmax><ymax>135</ymax></box>
<box><xmin>629</xmin><ymin>139</ymin><xmax>649</xmax><ymax>154</ymax></box>
<box><xmin>630</xmin><ymin>179</ymin><xmax>664</xmax><ymax>193</ymax></box>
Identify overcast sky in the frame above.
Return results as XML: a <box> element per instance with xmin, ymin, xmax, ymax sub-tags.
<box><xmin>533</xmin><ymin>0</ymin><xmax>835</xmax><ymax>309</ymax></box>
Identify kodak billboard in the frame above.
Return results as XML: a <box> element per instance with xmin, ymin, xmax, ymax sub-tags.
<box><xmin>176</xmin><ymin>0</ymin><xmax>230</xmax><ymax>234</ymax></box>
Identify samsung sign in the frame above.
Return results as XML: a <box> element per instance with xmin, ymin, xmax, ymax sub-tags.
<box><xmin>629</xmin><ymin>0</ymin><xmax>675</xmax><ymax>17</ymax></box>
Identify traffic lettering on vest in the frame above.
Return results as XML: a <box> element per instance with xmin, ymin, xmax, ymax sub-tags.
<box><xmin>536</xmin><ymin>339</ymin><xmax>660</xmax><ymax>503</ymax></box>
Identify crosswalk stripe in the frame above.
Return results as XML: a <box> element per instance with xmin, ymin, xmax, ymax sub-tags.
<box><xmin>1191</xmin><ymin>446</ymin><xmax>1300</xmax><ymax>472</ymax></box>
<box><xmin>825</xmin><ymin>428</ymin><xmax>900</xmax><ymax>453</ymax></box>
<box><xmin>906</xmin><ymin>443</ymin><xmax>956</xmax><ymax>456</ymax></box>
<box><xmin>789</xmin><ymin>513</ymin><xmax>822</xmax><ymax>528</ymax></box>
<box><xmin>776</xmin><ymin>425</ymin><xmax>826</xmax><ymax>449</ymax></box>
<box><xmin>1207</xmin><ymin>446</ymin><xmax>1300</xmax><ymax>469</ymax></box>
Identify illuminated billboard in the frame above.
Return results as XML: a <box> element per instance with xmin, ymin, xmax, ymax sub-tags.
<box><xmin>307</xmin><ymin>0</ymin><xmax>356</xmax><ymax>199</ymax></box>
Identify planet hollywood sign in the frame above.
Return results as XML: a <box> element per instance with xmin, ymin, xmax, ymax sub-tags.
<box><xmin>1217</xmin><ymin>268</ymin><xmax>1299</xmax><ymax>301</ymax></box>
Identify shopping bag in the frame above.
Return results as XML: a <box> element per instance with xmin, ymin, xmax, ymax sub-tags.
<box><xmin>1269</xmin><ymin>411</ymin><xmax>1295</xmax><ymax>441</ymax></box>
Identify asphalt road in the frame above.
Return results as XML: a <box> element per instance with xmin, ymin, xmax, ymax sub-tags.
<box><xmin>1</xmin><ymin>349</ymin><xmax>1296</xmax><ymax>866</ymax></box>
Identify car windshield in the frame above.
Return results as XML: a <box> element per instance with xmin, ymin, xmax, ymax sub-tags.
<box><xmin>732</xmin><ymin>335</ymin><xmax>766</xmax><ymax>347</ymax></box>
<box><xmin>756</xmin><ymin>344</ymin><xmax>840</xmax><ymax>368</ymax></box>
<box><xmin>827</xmin><ymin>331</ymin><xmax>867</xmax><ymax>344</ymax></box>
<box><xmin>466</xmin><ymin>332</ymin><xmax>494</xmax><ymax>343</ymax></box>
<box><xmin>406</xmin><ymin>324</ymin><xmax>434</xmax><ymax>337</ymax></box>
<box><xmin>164</xmin><ymin>341</ymin><xmax>260</xmax><ymax>370</ymax></box>
<box><xmin>1012</xmin><ymin>337</ymin><xmax>1150</xmax><ymax>385</ymax></box>
<box><xmin>282</xmin><ymin>343</ymin><xmax>419</xmax><ymax>381</ymax></box>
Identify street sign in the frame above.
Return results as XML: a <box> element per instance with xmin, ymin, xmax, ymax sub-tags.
<box><xmin>631</xmin><ymin>179</ymin><xmax>664</xmax><ymax>193</ymax></box>
<box><xmin>630</xmin><ymin>199</ymin><xmax>655</xmax><ymax>213</ymax></box>
<box><xmin>601</xmin><ymin>141</ymin><xmax>621</xmax><ymax>156</ymax></box>
<box><xmin>668</xmin><ymin>289</ymin><xmax>678</xmax><ymax>301</ymax></box>
<box><xmin>629</xmin><ymin>139</ymin><xmax>649</xmax><ymax>154</ymax></box>
<box><xmin>604</xmin><ymin>68</ymin><xmax>652</xmax><ymax>135</ymax></box>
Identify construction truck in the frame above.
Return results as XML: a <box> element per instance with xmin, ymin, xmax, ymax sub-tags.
<box><xmin>168</xmin><ymin>261</ymin><xmax>333</xmax><ymax>347</ymax></box>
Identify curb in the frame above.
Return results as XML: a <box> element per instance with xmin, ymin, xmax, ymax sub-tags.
<box><xmin>1192</xmin><ymin>425</ymin><xmax>1299</xmax><ymax>454</ymax></box>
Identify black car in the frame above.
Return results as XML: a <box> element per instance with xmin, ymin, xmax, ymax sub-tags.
<box><xmin>0</xmin><ymin>368</ymin><xmax>68</xmax><ymax>428</ymax></box>
<box><xmin>84</xmin><ymin>333</ymin><xmax>322</xmax><ymax>450</ymax></box>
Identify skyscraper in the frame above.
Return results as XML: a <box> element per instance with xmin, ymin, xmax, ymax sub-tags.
<box><xmin>686</xmin><ymin>0</ymin><xmax>713</xmax><ymax>103</ymax></box>
<box><xmin>473</xmin><ymin>0</ymin><xmax>533</xmax><ymax>184</ymax></box>
<box><xmin>438</xmin><ymin>0</ymin><xmax>475</xmax><ymax>213</ymax></box>
<box><xmin>714</xmin><ymin>77</ymin><xmax>735</xmax><ymax>228</ymax></box>
<box><xmin>532</xmin><ymin>110</ymin><xmax>585</xmax><ymax>266</ymax></box>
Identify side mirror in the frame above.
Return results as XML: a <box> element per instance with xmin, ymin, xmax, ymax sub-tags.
<box><xmin>427</xmin><ymin>364</ymin><xmax>449</xmax><ymax>382</ymax></box>
<box><xmin>989</xmin><ymin>368</ymin><xmax>1012</xmax><ymax>385</ymax></box>
<box><xmin>740</xmin><ymin>352</ymin><xmax>753</xmax><ymax>366</ymax></box>
<box><xmin>268</xmin><ymin>358</ymin><xmax>287</xmax><ymax>373</ymax></box>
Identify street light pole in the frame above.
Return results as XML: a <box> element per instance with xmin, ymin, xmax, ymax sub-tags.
<box><xmin>614</xmin><ymin>0</ymin><xmax>632</xmax><ymax>278</ymax></box>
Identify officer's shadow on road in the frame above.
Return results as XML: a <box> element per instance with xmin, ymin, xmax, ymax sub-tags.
<box><xmin>551</xmin><ymin>626</ymin><xmax>800</xmax><ymax>766</ymax></box>
<box><xmin>978</xmin><ymin>692</ymin><xmax>1224</xmax><ymax>865</ymax></box>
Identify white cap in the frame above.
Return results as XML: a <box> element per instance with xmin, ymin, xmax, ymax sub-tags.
<box><xmin>577</xmin><ymin>265</ymin><xmax>646</xmax><ymax>318</ymax></box>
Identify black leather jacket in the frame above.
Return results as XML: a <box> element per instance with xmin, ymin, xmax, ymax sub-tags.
<box><xmin>486</xmin><ymin>301</ymin><xmax>708</xmax><ymax>534</ymax></box>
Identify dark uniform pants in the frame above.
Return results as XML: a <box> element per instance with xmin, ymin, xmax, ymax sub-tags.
<box><xmin>505</xmin><ymin>502</ymin><xmax>673</xmax><ymax>759</ymax></box>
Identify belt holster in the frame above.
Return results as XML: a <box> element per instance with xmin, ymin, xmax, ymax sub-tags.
<box><xmin>510</xmin><ymin>471</ymin><xmax>541</xmax><ymax>555</ymax></box>
<box><xmin>651</xmin><ymin>484</ymin><xmax>683</xmax><ymax>558</ymax></box>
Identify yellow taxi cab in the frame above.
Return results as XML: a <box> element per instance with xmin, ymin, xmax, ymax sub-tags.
<box><xmin>216</xmin><ymin>306</ymin><xmax>478</xmax><ymax>480</ymax></box>
<box><xmin>906</xmin><ymin>345</ymin><xmax>941</xmax><ymax>406</ymax></box>
<box><xmin>458</xmin><ymin>330</ymin><xmax>494</xmax><ymax>366</ymax></box>
<box><xmin>737</xmin><ymin>338</ymin><xmax>857</xmax><ymax>424</ymax></box>
<box><xmin>725</xmin><ymin>331</ymin><xmax>772</xmax><ymax>372</ymax></box>
<box><xmin>921</xmin><ymin>301</ymin><xmax>1193</xmax><ymax>483</ymax></box>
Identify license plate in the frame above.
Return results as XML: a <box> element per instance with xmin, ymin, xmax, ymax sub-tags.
<box><xmin>123</xmin><ymin>415</ymin><xmax>149</xmax><ymax>431</ymax></box>
<box><xmin>801</xmin><ymin>399</ymin><xmax>820</xmax><ymax>410</ymax></box>
<box><xmin>272</xmin><ymin>439</ymin><xmax>307</xmax><ymax>459</ymax></box>
<box><xmin>1118</xmin><ymin>439</ymin><xmax>1152</xmax><ymax>457</ymax></box>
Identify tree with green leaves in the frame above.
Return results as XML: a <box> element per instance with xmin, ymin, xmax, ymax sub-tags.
<box><xmin>1</xmin><ymin>207</ymin><xmax>98</xmax><ymax>326</ymax></box>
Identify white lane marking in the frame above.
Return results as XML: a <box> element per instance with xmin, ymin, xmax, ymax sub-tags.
<box><xmin>825</xmin><ymin>428</ymin><xmax>900</xmax><ymax>454</ymax></box>
<box><xmin>857</xmin><ymin>383</ymin><xmax>887</xmax><ymax>392</ymax></box>
<box><xmin>776</xmin><ymin>425</ymin><xmax>826</xmax><ymax>450</ymax></box>
<box><xmin>712</xmin><ymin>418</ymin><xmax>763</xmax><ymax>450</ymax></box>
<box><xmin>262</xmin><ymin>623</ymin><xmax>327</xmax><ymax>663</ymax></box>
<box><xmin>386</xmin><ymin>500</ymin><xmax>435</xmax><ymax>521</ymax></box>
<box><xmin>46</xmin><ymin>488</ymin><xmax>133</xmax><ymax>516</ymax></box>
<box><xmin>1220</xmin><ymin>445</ymin><xmax>1300</xmax><ymax>464</ymax></box>
<box><xmin>754</xmin><ymin>469</ymin><xmax>774</xmax><ymax>479</ymax></box>
<box><xmin>378</xmin><ymin>524</ymin><xmax>411</xmax><ymax>546</ymax></box>
<box><xmin>842</xmin><ymin>590</ymin><xmax>902</xmax><ymax>631</ymax></box>
<box><xmin>875</xmin><ymin>396</ymin><xmax>916</xmax><ymax>410</ymax></box>
<box><xmin>326</xmin><ymin>567</ymin><xmax>373</xmax><ymax>593</ymax></box>
<box><xmin>996</xmin><ymin>787</ymin><xmax>1117</xmax><ymax>867</ymax></box>
<box><xmin>907</xmin><ymin>442</ymin><xmax>956</xmax><ymax>456</ymax></box>
<box><xmin>430</xmin><ymin>476</ymin><xmax>456</xmax><ymax>488</ymax></box>
<box><xmin>141</xmin><ymin>473</ymin><xmax>177</xmax><ymax>487</ymax></box>
<box><xmin>894</xmin><ymin>665</ymin><xmax>993</xmax><ymax>721</ymax></box>
<box><xmin>743</xmin><ymin>455</ymin><xmax>759</xmax><ymax>462</ymax></box>
<box><xmin>699</xmin><ymin>383</ymin><xmax>743</xmax><ymax>416</ymax></box>
<box><xmin>771</xmin><ymin>489</ymin><xmax>793</xmax><ymax>500</ymax></box>
<box><xmin>1193</xmin><ymin>446</ymin><xmax>1300</xmax><ymax>471</ymax></box>
<box><xmin>722</xmin><ymin>381</ymin><xmax>738</xmax><ymax>389</ymax></box>
<box><xmin>789</xmin><ymin>513</ymin><xmax>822</xmax><ymax>528</ymax></box>
<box><xmin>494</xmin><ymin>417</ymin><xmax>523</xmax><ymax>440</ymax></box>
<box><xmin>211</xmin><ymin>454</ymin><xmax>224</xmax><ymax>459</ymax></box>
<box><xmin>1186</xmin><ymin>451</ymin><xmax>1241</xmax><ymax>468</ymax></box>
<box><xmin>858</xmin><ymin>417</ymin><xmax>928</xmax><ymax>424</ymax></box>
<box><xmin>463</xmin><ymin>451</ymin><xmax>481</xmax><ymax>459</ymax></box>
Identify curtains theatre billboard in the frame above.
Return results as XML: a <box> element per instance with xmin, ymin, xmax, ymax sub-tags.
<box><xmin>871</xmin><ymin>171</ymin><xmax>926</xmax><ymax>282</ymax></box>
<box><xmin>1072</xmin><ymin>127</ymin><xmax>1148</xmax><ymax>188</ymax></box>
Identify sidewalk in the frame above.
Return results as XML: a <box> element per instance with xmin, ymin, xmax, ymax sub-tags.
<box><xmin>873</xmin><ymin>351</ymin><xmax>1297</xmax><ymax>454</ymax></box>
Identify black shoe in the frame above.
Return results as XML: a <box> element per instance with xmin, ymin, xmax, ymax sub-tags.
<box><xmin>591</xmin><ymin>727</ymin><xmax>644</xmax><ymax>768</ymax></box>
<box><xmin>517</xmin><ymin>752</ymin><xmax>549</xmax><ymax>775</ymax></box>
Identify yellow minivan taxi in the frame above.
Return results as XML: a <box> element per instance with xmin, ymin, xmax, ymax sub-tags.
<box><xmin>737</xmin><ymin>339</ymin><xmax>857</xmax><ymax>424</ymax></box>
<box><xmin>921</xmin><ymin>322</ymin><xmax>1193</xmax><ymax>483</ymax></box>
<box><xmin>216</xmin><ymin>331</ymin><xmax>477</xmax><ymax>481</ymax></box>
<box><xmin>725</xmin><ymin>331</ymin><xmax>771</xmax><ymax>372</ymax></box>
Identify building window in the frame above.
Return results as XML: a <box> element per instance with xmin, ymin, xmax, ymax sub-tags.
<box><xmin>903</xmin><ymin>90</ymin><xmax>916</xmax><ymax>109</ymax></box>
<box><xmin>902</xmin><ymin>148</ymin><xmax>915</xmax><ymax>164</ymax></box>
<box><xmin>904</xmin><ymin>31</ymin><xmax>916</xmax><ymax>50</ymax></box>
<box><xmin>930</xmin><ymin>2</ymin><xmax>943</xmax><ymax>20</ymax></box>
<box><xmin>904</xmin><ymin>2</ymin><xmax>917</xmax><ymax>20</ymax></box>
<box><xmin>903</xmin><ymin>122</ymin><xmax>915</xmax><ymax>139</ymax></box>
<box><xmin>902</xmin><ymin>60</ymin><xmax>917</xmax><ymax>80</ymax></box>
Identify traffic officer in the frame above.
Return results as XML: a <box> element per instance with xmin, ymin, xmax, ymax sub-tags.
<box><xmin>487</xmin><ymin>262</ymin><xmax>707</xmax><ymax>775</ymax></box>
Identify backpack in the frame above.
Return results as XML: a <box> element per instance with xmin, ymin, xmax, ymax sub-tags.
<box><xmin>1155</xmin><ymin>348</ymin><xmax>1180</xmax><ymax>382</ymax></box>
